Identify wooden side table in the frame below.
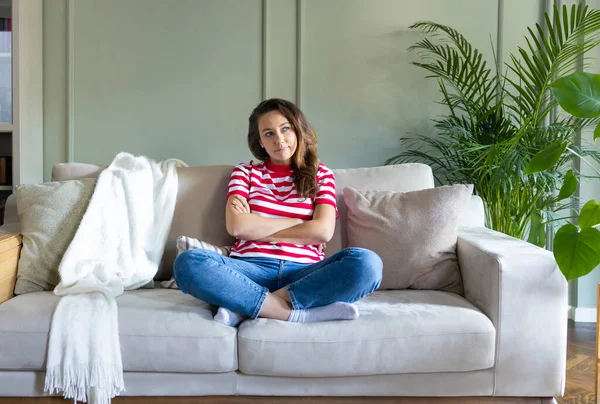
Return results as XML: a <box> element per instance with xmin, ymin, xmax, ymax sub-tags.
<box><xmin>0</xmin><ymin>233</ymin><xmax>21</xmax><ymax>304</ymax></box>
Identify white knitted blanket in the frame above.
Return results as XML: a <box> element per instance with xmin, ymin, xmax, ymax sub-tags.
<box><xmin>44</xmin><ymin>152</ymin><xmax>183</xmax><ymax>403</ymax></box>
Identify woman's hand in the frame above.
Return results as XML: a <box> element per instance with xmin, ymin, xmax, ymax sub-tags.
<box><xmin>231</xmin><ymin>195</ymin><xmax>251</xmax><ymax>214</ymax></box>
<box><xmin>318</xmin><ymin>242</ymin><xmax>327</xmax><ymax>254</ymax></box>
<box><xmin>254</xmin><ymin>204</ymin><xmax>336</xmax><ymax>246</ymax></box>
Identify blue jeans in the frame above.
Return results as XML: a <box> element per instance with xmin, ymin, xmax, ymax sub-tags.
<box><xmin>172</xmin><ymin>247</ymin><xmax>383</xmax><ymax>319</ymax></box>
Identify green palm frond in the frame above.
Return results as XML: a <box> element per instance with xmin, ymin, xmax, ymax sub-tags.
<box><xmin>409</xmin><ymin>21</ymin><xmax>499</xmax><ymax>119</ymax></box>
<box><xmin>505</xmin><ymin>4</ymin><xmax>600</xmax><ymax>126</ymax></box>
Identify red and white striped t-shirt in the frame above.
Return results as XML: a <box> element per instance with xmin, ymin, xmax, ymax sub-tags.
<box><xmin>226</xmin><ymin>160</ymin><xmax>338</xmax><ymax>263</ymax></box>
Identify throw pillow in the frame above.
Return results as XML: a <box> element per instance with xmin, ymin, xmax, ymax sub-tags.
<box><xmin>14</xmin><ymin>178</ymin><xmax>97</xmax><ymax>294</ymax></box>
<box><xmin>343</xmin><ymin>184</ymin><xmax>474</xmax><ymax>294</ymax></box>
<box><xmin>160</xmin><ymin>236</ymin><xmax>231</xmax><ymax>289</ymax></box>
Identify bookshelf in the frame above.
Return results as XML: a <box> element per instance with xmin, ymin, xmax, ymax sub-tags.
<box><xmin>0</xmin><ymin>0</ymin><xmax>43</xmax><ymax>223</ymax></box>
<box><xmin>0</xmin><ymin>0</ymin><xmax>10</xmax><ymax>223</ymax></box>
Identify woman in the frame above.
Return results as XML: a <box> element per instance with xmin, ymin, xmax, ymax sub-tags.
<box><xmin>173</xmin><ymin>98</ymin><xmax>382</xmax><ymax>327</ymax></box>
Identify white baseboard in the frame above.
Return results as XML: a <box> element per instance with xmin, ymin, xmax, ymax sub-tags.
<box><xmin>568</xmin><ymin>305</ymin><xmax>597</xmax><ymax>323</ymax></box>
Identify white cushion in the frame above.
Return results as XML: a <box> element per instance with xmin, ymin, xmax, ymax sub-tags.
<box><xmin>14</xmin><ymin>178</ymin><xmax>97</xmax><ymax>294</ymax></box>
<box><xmin>327</xmin><ymin>163</ymin><xmax>435</xmax><ymax>255</ymax></box>
<box><xmin>0</xmin><ymin>288</ymin><xmax>238</xmax><ymax>373</ymax></box>
<box><xmin>343</xmin><ymin>184</ymin><xmax>473</xmax><ymax>293</ymax></box>
<box><xmin>237</xmin><ymin>290</ymin><xmax>495</xmax><ymax>377</ymax></box>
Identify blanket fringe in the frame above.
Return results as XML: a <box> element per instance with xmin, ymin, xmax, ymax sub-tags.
<box><xmin>45</xmin><ymin>362</ymin><xmax>124</xmax><ymax>404</ymax></box>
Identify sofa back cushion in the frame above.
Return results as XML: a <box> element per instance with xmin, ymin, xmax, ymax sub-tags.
<box><xmin>51</xmin><ymin>162</ymin><xmax>437</xmax><ymax>280</ymax></box>
<box><xmin>161</xmin><ymin>166</ymin><xmax>236</xmax><ymax>279</ymax></box>
<box><xmin>51</xmin><ymin>162</ymin><xmax>104</xmax><ymax>181</ymax></box>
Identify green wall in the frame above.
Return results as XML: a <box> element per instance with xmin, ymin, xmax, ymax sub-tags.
<box><xmin>43</xmin><ymin>0</ymin><xmax>600</xmax><ymax>313</ymax></box>
<box><xmin>44</xmin><ymin>0</ymin><xmax>509</xmax><ymax>173</ymax></box>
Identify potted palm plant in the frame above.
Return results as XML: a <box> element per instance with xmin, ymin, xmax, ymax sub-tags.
<box><xmin>525</xmin><ymin>71</ymin><xmax>600</xmax><ymax>281</ymax></box>
<box><xmin>387</xmin><ymin>4</ymin><xmax>600</xmax><ymax>267</ymax></box>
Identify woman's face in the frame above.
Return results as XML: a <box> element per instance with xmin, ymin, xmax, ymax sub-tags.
<box><xmin>258</xmin><ymin>111</ymin><xmax>298</xmax><ymax>165</ymax></box>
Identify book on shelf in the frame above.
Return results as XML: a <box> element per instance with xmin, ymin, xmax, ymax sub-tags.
<box><xmin>0</xmin><ymin>156</ymin><xmax>11</xmax><ymax>185</ymax></box>
<box><xmin>0</xmin><ymin>18</ymin><xmax>11</xmax><ymax>54</ymax></box>
<box><xmin>0</xmin><ymin>18</ymin><xmax>11</xmax><ymax>31</ymax></box>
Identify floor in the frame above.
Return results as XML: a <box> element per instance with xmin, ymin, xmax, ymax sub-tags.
<box><xmin>557</xmin><ymin>320</ymin><xmax>596</xmax><ymax>404</ymax></box>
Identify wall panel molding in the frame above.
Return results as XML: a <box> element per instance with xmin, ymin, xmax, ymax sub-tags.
<box><xmin>496</xmin><ymin>0</ymin><xmax>504</xmax><ymax>101</ymax></box>
<box><xmin>67</xmin><ymin>0</ymin><xmax>75</xmax><ymax>162</ymax></box>
<box><xmin>295</xmin><ymin>0</ymin><xmax>304</xmax><ymax>108</ymax></box>
<box><xmin>261</xmin><ymin>0</ymin><xmax>269</xmax><ymax>100</ymax></box>
<box><xmin>264</xmin><ymin>0</ymin><xmax>297</xmax><ymax>102</ymax></box>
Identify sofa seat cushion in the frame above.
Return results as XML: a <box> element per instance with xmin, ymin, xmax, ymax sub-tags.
<box><xmin>237</xmin><ymin>290</ymin><xmax>495</xmax><ymax>377</ymax></box>
<box><xmin>0</xmin><ymin>288</ymin><xmax>237</xmax><ymax>373</ymax></box>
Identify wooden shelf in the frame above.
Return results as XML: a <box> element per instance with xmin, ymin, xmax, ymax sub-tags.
<box><xmin>0</xmin><ymin>185</ymin><xmax>11</xmax><ymax>191</ymax></box>
<box><xmin>0</xmin><ymin>124</ymin><xmax>11</xmax><ymax>132</ymax></box>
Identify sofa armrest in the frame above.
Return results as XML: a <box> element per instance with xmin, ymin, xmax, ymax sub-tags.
<box><xmin>0</xmin><ymin>233</ymin><xmax>22</xmax><ymax>304</ymax></box>
<box><xmin>457</xmin><ymin>226</ymin><xmax>567</xmax><ymax>397</ymax></box>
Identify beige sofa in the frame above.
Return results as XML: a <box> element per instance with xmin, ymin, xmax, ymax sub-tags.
<box><xmin>0</xmin><ymin>162</ymin><xmax>567</xmax><ymax>401</ymax></box>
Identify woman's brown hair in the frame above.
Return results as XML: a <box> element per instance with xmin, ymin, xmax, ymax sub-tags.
<box><xmin>248</xmin><ymin>98</ymin><xmax>319</xmax><ymax>198</ymax></box>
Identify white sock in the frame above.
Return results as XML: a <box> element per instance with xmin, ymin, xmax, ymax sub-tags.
<box><xmin>214</xmin><ymin>307</ymin><xmax>248</xmax><ymax>327</ymax></box>
<box><xmin>288</xmin><ymin>302</ymin><xmax>359</xmax><ymax>323</ymax></box>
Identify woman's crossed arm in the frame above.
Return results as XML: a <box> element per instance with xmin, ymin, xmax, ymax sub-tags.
<box><xmin>225</xmin><ymin>195</ymin><xmax>302</xmax><ymax>241</ymax></box>
<box><xmin>225</xmin><ymin>195</ymin><xmax>335</xmax><ymax>245</ymax></box>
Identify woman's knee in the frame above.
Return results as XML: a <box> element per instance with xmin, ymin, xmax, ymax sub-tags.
<box><xmin>173</xmin><ymin>249</ymin><xmax>200</xmax><ymax>276</ymax></box>
<box><xmin>344</xmin><ymin>247</ymin><xmax>383</xmax><ymax>287</ymax></box>
<box><xmin>172</xmin><ymin>249</ymin><xmax>219</xmax><ymax>291</ymax></box>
